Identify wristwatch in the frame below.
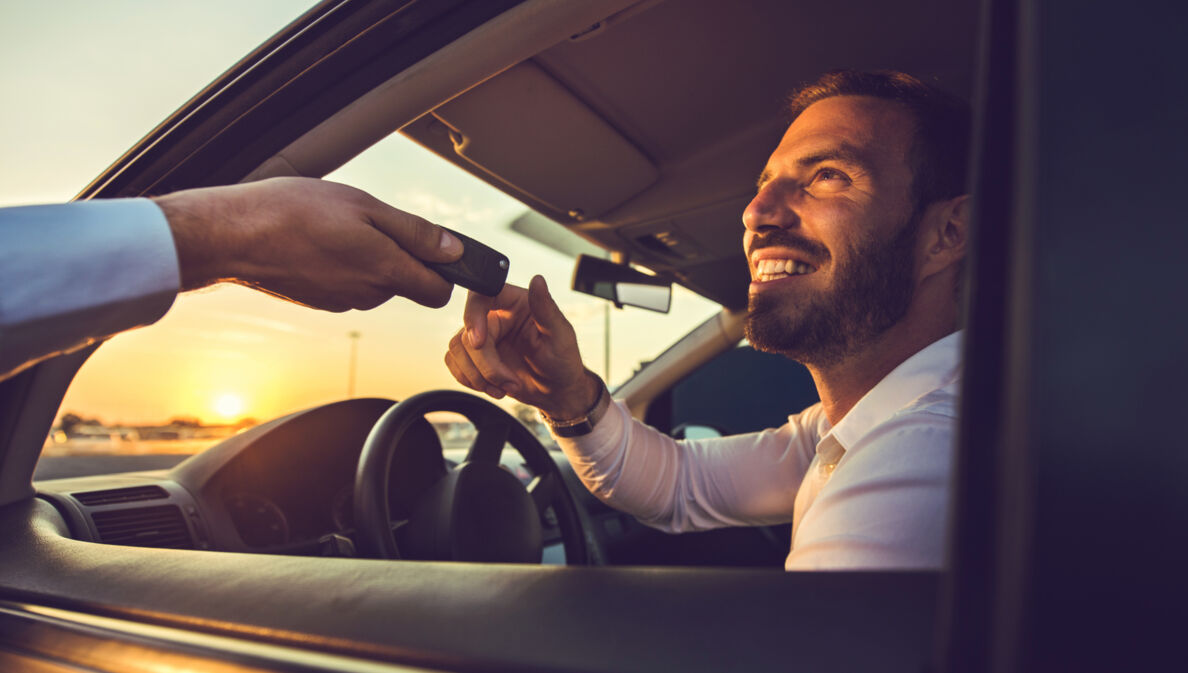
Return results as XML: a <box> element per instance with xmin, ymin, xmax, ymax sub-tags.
<box><xmin>540</xmin><ymin>372</ymin><xmax>611</xmax><ymax>438</ymax></box>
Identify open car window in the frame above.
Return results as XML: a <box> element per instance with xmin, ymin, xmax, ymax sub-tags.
<box><xmin>43</xmin><ymin>131</ymin><xmax>719</xmax><ymax>466</ymax></box>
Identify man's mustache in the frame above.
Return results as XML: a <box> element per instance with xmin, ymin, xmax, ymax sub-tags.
<box><xmin>747</xmin><ymin>231</ymin><xmax>830</xmax><ymax>263</ymax></box>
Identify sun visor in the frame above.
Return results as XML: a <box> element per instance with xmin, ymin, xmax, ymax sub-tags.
<box><xmin>620</xmin><ymin>196</ymin><xmax>751</xmax><ymax>265</ymax></box>
<box><xmin>431</xmin><ymin>62</ymin><xmax>657</xmax><ymax>221</ymax></box>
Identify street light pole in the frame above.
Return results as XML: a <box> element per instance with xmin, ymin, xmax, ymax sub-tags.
<box><xmin>347</xmin><ymin>330</ymin><xmax>361</xmax><ymax>397</ymax></box>
<box><xmin>604</xmin><ymin>303</ymin><xmax>611</xmax><ymax>382</ymax></box>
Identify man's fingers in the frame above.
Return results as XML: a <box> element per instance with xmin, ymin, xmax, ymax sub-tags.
<box><xmin>464</xmin><ymin>284</ymin><xmax>528</xmax><ymax>348</ymax></box>
<box><xmin>527</xmin><ymin>275</ymin><xmax>569</xmax><ymax>336</ymax></box>
<box><xmin>445</xmin><ymin>331</ymin><xmax>505</xmax><ymax>398</ymax></box>
<box><xmin>463</xmin><ymin>291</ymin><xmax>496</xmax><ymax>348</ymax></box>
<box><xmin>367</xmin><ymin>200</ymin><xmax>463</xmax><ymax>265</ymax></box>
<box><xmin>336</xmin><ymin>184</ymin><xmax>463</xmax><ymax>304</ymax></box>
<box><xmin>476</xmin><ymin>312</ymin><xmax>522</xmax><ymax>393</ymax></box>
<box><xmin>451</xmin><ymin>310</ymin><xmax>521</xmax><ymax>395</ymax></box>
<box><xmin>449</xmin><ymin>310</ymin><xmax>522</xmax><ymax>396</ymax></box>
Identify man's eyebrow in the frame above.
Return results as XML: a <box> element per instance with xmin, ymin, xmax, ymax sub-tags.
<box><xmin>756</xmin><ymin>168</ymin><xmax>772</xmax><ymax>189</ymax></box>
<box><xmin>756</xmin><ymin>143</ymin><xmax>873</xmax><ymax>189</ymax></box>
<box><xmin>795</xmin><ymin>143</ymin><xmax>871</xmax><ymax>169</ymax></box>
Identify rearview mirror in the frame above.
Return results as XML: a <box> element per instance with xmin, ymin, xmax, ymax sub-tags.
<box><xmin>571</xmin><ymin>255</ymin><xmax>672</xmax><ymax>313</ymax></box>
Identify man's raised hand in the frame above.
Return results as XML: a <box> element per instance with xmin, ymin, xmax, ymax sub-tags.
<box><xmin>445</xmin><ymin>275</ymin><xmax>599</xmax><ymax>419</ymax></box>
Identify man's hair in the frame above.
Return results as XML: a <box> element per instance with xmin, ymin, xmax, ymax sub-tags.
<box><xmin>787</xmin><ymin>70</ymin><xmax>971</xmax><ymax>210</ymax></box>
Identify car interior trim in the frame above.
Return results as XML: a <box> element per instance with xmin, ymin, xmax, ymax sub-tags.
<box><xmin>430</xmin><ymin>61</ymin><xmax>659</xmax><ymax>220</ymax></box>
<box><xmin>248</xmin><ymin>0</ymin><xmax>646</xmax><ymax>184</ymax></box>
<box><xmin>0</xmin><ymin>599</ymin><xmax>442</xmax><ymax>673</ymax></box>
<box><xmin>0</xmin><ymin>497</ymin><xmax>939</xmax><ymax>672</ymax></box>
<box><xmin>0</xmin><ymin>347</ymin><xmax>94</xmax><ymax>508</ymax></box>
<box><xmin>616</xmin><ymin>308</ymin><xmax>744</xmax><ymax>419</ymax></box>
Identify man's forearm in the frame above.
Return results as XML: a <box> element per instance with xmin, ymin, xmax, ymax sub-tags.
<box><xmin>556</xmin><ymin>402</ymin><xmax>812</xmax><ymax>534</ymax></box>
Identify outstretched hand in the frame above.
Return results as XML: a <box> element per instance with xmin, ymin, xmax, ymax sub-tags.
<box><xmin>154</xmin><ymin>177</ymin><xmax>464</xmax><ymax>310</ymax></box>
<box><xmin>445</xmin><ymin>275</ymin><xmax>598</xmax><ymax>419</ymax></box>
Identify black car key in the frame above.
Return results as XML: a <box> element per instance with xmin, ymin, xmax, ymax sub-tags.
<box><xmin>427</xmin><ymin>227</ymin><xmax>509</xmax><ymax>297</ymax></box>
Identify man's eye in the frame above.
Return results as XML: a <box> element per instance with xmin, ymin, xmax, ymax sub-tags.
<box><xmin>814</xmin><ymin>168</ymin><xmax>848</xmax><ymax>183</ymax></box>
<box><xmin>806</xmin><ymin>168</ymin><xmax>850</xmax><ymax>193</ymax></box>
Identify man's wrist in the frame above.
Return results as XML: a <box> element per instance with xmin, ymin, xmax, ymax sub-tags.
<box><xmin>540</xmin><ymin>371</ymin><xmax>610</xmax><ymax>438</ymax></box>
<box><xmin>155</xmin><ymin>186</ymin><xmax>251</xmax><ymax>292</ymax></box>
<box><xmin>539</xmin><ymin>369</ymin><xmax>601</xmax><ymax>420</ymax></box>
<box><xmin>154</xmin><ymin>190</ymin><xmax>217</xmax><ymax>292</ymax></box>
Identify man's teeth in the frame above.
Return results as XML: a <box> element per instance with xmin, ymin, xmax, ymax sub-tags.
<box><xmin>754</xmin><ymin>258</ymin><xmax>815</xmax><ymax>281</ymax></box>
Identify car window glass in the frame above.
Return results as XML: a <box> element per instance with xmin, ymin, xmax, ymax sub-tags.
<box><xmin>44</xmin><ymin>133</ymin><xmax>718</xmax><ymax>462</ymax></box>
<box><xmin>648</xmin><ymin>344</ymin><xmax>819</xmax><ymax>435</ymax></box>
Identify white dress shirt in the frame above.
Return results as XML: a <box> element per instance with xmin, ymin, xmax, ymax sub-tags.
<box><xmin>556</xmin><ymin>331</ymin><xmax>962</xmax><ymax>570</ymax></box>
<box><xmin>0</xmin><ymin>199</ymin><xmax>179</xmax><ymax>380</ymax></box>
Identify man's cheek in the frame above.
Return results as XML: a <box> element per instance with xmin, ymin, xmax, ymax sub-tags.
<box><xmin>741</xmin><ymin>233</ymin><xmax>756</xmax><ymax>270</ymax></box>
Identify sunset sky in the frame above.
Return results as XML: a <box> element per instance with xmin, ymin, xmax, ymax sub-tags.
<box><xmin>2</xmin><ymin>1</ymin><xmax>720</xmax><ymax>426</ymax></box>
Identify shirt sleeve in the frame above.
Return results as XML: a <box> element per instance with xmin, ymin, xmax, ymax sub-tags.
<box><xmin>555</xmin><ymin>400</ymin><xmax>820</xmax><ymax>533</ymax></box>
<box><xmin>0</xmin><ymin>199</ymin><xmax>180</xmax><ymax>381</ymax></box>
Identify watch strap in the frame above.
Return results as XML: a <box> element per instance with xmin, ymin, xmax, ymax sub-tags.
<box><xmin>541</xmin><ymin>373</ymin><xmax>610</xmax><ymax>438</ymax></box>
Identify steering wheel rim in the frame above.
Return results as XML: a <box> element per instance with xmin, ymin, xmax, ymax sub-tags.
<box><xmin>354</xmin><ymin>389</ymin><xmax>591</xmax><ymax>565</ymax></box>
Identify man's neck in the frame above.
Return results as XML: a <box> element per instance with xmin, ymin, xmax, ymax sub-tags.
<box><xmin>806</xmin><ymin>319</ymin><xmax>957</xmax><ymax>426</ymax></box>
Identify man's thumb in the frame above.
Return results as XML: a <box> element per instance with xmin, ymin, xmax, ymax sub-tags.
<box><xmin>367</xmin><ymin>195</ymin><xmax>463</xmax><ymax>264</ymax></box>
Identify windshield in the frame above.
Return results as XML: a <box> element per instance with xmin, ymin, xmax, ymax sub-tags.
<box><xmin>44</xmin><ymin>132</ymin><xmax>720</xmax><ymax>460</ymax></box>
<box><xmin>3</xmin><ymin>1</ymin><xmax>720</xmax><ymax>466</ymax></box>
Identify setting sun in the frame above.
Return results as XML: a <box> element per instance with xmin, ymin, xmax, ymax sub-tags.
<box><xmin>213</xmin><ymin>393</ymin><xmax>245</xmax><ymax>421</ymax></box>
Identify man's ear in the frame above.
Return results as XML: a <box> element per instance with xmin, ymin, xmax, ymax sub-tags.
<box><xmin>917</xmin><ymin>194</ymin><xmax>970</xmax><ymax>281</ymax></box>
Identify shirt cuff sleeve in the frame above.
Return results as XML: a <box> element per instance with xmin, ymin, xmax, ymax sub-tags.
<box><xmin>0</xmin><ymin>198</ymin><xmax>180</xmax><ymax>378</ymax></box>
<box><xmin>553</xmin><ymin>396</ymin><xmax>631</xmax><ymax>471</ymax></box>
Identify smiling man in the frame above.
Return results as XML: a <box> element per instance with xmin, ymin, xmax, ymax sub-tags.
<box><xmin>446</xmin><ymin>70</ymin><xmax>971</xmax><ymax>570</ymax></box>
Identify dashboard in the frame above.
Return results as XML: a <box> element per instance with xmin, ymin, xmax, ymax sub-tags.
<box><xmin>34</xmin><ymin>398</ymin><xmax>573</xmax><ymax>561</ymax></box>
<box><xmin>35</xmin><ymin>395</ymin><xmax>788</xmax><ymax>569</ymax></box>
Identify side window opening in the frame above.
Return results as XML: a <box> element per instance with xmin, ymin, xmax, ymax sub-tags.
<box><xmin>646</xmin><ymin>345</ymin><xmax>818</xmax><ymax>435</ymax></box>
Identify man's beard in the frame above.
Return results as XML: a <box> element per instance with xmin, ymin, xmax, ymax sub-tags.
<box><xmin>744</xmin><ymin>213</ymin><xmax>919</xmax><ymax>367</ymax></box>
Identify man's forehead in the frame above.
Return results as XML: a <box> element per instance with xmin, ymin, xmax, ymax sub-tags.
<box><xmin>775</xmin><ymin>95</ymin><xmax>916</xmax><ymax>164</ymax></box>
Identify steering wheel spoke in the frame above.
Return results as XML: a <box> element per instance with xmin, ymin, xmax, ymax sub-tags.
<box><xmin>466</xmin><ymin>418</ymin><xmax>510</xmax><ymax>465</ymax></box>
<box><xmin>527</xmin><ymin>472</ymin><xmax>559</xmax><ymax>514</ymax></box>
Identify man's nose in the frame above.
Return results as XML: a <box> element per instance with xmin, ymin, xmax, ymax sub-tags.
<box><xmin>742</xmin><ymin>182</ymin><xmax>798</xmax><ymax>233</ymax></box>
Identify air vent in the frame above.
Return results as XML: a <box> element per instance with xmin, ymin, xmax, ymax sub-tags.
<box><xmin>73</xmin><ymin>485</ymin><xmax>169</xmax><ymax>506</ymax></box>
<box><xmin>92</xmin><ymin>505</ymin><xmax>193</xmax><ymax>549</ymax></box>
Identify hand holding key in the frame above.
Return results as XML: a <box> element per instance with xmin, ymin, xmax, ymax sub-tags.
<box><xmin>425</xmin><ymin>228</ymin><xmax>509</xmax><ymax>297</ymax></box>
<box><xmin>155</xmin><ymin>177</ymin><xmax>509</xmax><ymax>310</ymax></box>
<box><xmin>444</xmin><ymin>275</ymin><xmax>600</xmax><ymax>420</ymax></box>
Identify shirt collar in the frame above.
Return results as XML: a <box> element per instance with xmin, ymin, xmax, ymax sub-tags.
<box><xmin>825</xmin><ymin>330</ymin><xmax>963</xmax><ymax>452</ymax></box>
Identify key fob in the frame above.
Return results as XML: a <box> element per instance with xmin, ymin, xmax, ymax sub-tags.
<box><xmin>427</xmin><ymin>227</ymin><xmax>509</xmax><ymax>297</ymax></box>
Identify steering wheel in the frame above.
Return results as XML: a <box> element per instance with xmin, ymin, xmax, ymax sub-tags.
<box><xmin>353</xmin><ymin>389</ymin><xmax>591</xmax><ymax>565</ymax></box>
